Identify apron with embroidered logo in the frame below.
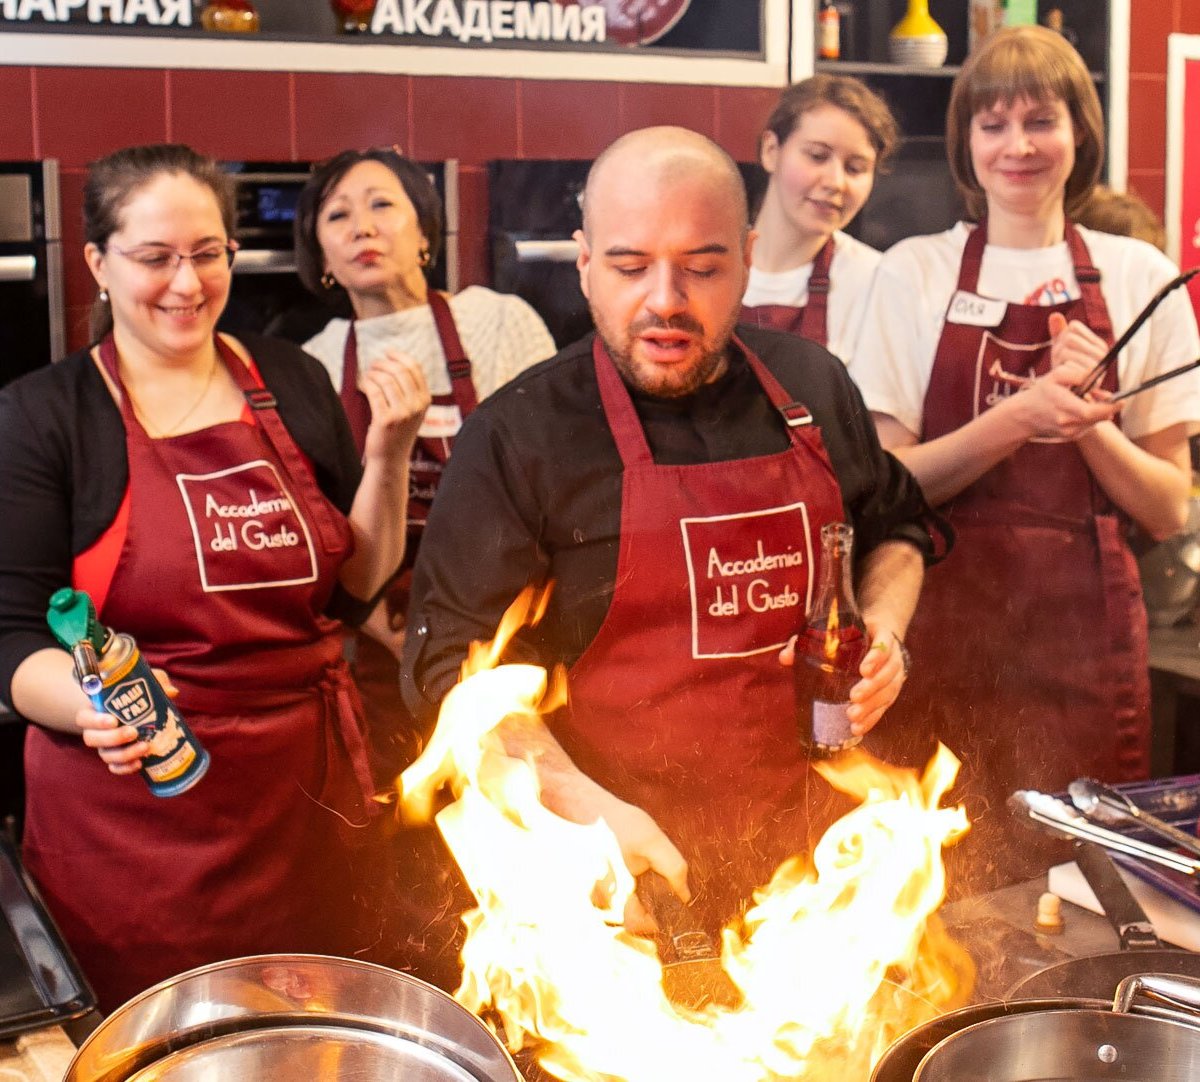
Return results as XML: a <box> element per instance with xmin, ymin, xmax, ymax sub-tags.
<box><xmin>558</xmin><ymin>336</ymin><xmax>848</xmax><ymax>931</ymax></box>
<box><xmin>740</xmin><ymin>236</ymin><xmax>834</xmax><ymax>347</ymax></box>
<box><xmin>22</xmin><ymin>334</ymin><xmax>376</xmax><ymax>1011</ymax></box>
<box><xmin>871</xmin><ymin>221</ymin><xmax>1150</xmax><ymax>892</ymax></box>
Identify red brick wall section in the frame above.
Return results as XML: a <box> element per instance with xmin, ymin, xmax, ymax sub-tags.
<box><xmin>1128</xmin><ymin>0</ymin><xmax>1200</xmax><ymax>217</ymax></box>
<box><xmin>0</xmin><ymin>68</ymin><xmax>778</xmax><ymax>352</ymax></box>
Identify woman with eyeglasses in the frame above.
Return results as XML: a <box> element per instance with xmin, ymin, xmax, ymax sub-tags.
<box><xmin>850</xmin><ymin>27</ymin><xmax>1200</xmax><ymax>890</ymax></box>
<box><xmin>0</xmin><ymin>143</ymin><xmax>429</xmax><ymax>1011</ymax></box>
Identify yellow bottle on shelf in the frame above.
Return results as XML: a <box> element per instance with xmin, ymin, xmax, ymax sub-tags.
<box><xmin>888</xmin><ymin>0</ymin><xmax>948</xmax><ymax>68</ymax></box>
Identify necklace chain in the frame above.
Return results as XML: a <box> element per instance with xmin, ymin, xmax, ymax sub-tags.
<box><xmin>127</xmin><ymin>357</ymin><xmax>219</xmax><ymax>438</ymax></box>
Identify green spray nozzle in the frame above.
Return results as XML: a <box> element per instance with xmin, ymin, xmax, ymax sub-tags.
<box><xmin>46</xmin><ymin>588</ymin><xmax>106</xmax><ymax>654</ymax></box>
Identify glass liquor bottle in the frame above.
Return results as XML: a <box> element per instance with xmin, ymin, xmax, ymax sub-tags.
<box><xmin>795</xmin><ymin>522</ymin><xmax>868</xmax><ymax>758</ymax></box>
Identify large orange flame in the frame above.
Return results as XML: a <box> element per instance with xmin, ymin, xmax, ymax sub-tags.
<box><xmin>399</xmin><ymin>589</ymin><xmax>972</xmax><ymax>1080</ymax></box>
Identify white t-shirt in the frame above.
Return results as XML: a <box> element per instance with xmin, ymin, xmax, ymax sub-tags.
<box><xmin>303</xmin><ymin>285</ymin><xmax>556</xmax><ymax>403</ymax></box>
<box><xmin>742</xmin><ymin>230</ymin><xmax>881</xmax><ymax>367</ymax></box>
<box><xmin>849</xmin><ymin>222</ymin><xmax>1200</xmax><ymax>441</ymax></box>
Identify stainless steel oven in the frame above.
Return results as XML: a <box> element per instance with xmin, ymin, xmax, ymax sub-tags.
<box><xmin>0</xmin><ymin>160</ymin><xmax>64</xmax><ymax>386</ymax></box>
<box><xmin>218</xmin><ymin>160</ymin><xmax>459</xmax><ymax>345</ymax></box>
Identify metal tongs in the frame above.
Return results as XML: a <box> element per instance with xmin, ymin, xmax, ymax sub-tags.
<box><xmin>1068</xmin><ymin>777</ymin><xmax>1200</xmax><ymax>860</ymax></box>
<box><xmin>1010</xmin><ymin>788</ymin><xmax>1200</xmax><ymax>877</ymax></box>
<box><xmin>1073</xmin><ymin>266</ymin><xmax>1200</xmax><ymax>398</ymax></box>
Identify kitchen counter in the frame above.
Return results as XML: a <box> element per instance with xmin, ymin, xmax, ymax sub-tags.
<box><xmin>0</xmin><ymin>1026</ymin><xmax>76</xmax><ymax>1081</ymax></box>
<box><xmin>942</xmin><ymin>875</ymin><xmax>1136</xmax><ymax>1002</ymax></box>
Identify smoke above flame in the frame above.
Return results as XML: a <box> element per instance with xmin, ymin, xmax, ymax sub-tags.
<box><xmin>399</xmin><ymin>588</ymin><xmax>972</xmax><ymax>1080</ymax></box>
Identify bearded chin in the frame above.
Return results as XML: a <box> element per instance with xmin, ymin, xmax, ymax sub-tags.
<box><xmin>596</xmin><ymin>310</ymin><xmax>739</xmax><ymax>399</ymax></box>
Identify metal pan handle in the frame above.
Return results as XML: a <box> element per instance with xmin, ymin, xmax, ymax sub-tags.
<box><xmin>1074</xmin><ymin>841</ymin><xmax>1162</xmax><ymax>951</ymax></box>
<box><xmin>1115</xmin><ymin>972</ymin><xmax>1200</xmax><ymax>1022</ymax></box>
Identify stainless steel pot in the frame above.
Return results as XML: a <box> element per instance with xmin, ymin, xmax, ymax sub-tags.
<box><xmin>65</xmin><ymin>954</ymin><xmax>523</xmax><ymax>1081</ymax></box>
<box><xmin>912</xmin><ymin>973</ymin><xmax>1200</xmax><ymax>1082</ymax></box>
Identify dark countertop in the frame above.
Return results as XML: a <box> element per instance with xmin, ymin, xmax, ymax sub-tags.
<box><xmin>942</xmin><ymin>876</ymin><xmax>1130</xmax><ymax>1002</ymax></box>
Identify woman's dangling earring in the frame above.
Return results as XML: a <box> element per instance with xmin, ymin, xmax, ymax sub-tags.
<box><xmin>99</xmin><ymin>289</ymin><xmax>109</xmax><ymax>303</ymax></box>
<box><xmin>418</xmin><ymin>245</ymin><xmax>431</xmax><ymax>268</ymax></box>
<box><xmin>321</xmin><ymin>272</ymin><xmax>337</xmax><ymax>290</ymax></box>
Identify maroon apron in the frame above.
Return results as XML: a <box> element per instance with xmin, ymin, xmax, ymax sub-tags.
<box><xmin>22</xmin><ymin>335</ymin><xmax>376</xmax><ymax>1012</ymax></box>
<box><xmin>740</xmin><ymin>236</ymin><xmax>834</xmax><ymax>346</ymax></box>
<box><xmin>872</xmin><ymin>221</ymin><xmax>1150</xmax><ymax>892</ymax></box>
<box><xmin>557</xmin><ymin>337</ymin><xmax>848</xmax><ymax>930</ymax></box>
<box><xmin>341</xmin><ymin>291</ymin><xmax>479</xmax><ymax>778</ymax></box>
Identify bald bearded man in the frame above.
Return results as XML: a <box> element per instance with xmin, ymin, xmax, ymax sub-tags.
<box><xmin>401</xmin><ymin>127</ymin><xmax>946</xmax><ymax>935</ymax></box>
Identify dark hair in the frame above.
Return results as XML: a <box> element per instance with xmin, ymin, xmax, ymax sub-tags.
<box><xmin>946</xmin><ymin>25</ymin><xmax>1104</xmax><ymax>221</ymax></box>
<box><xmin>762</xmin><ymin>74</ymin><xmax>900</xmax><ymax>173</ymax></box>
<box><xmin>293</xmin><ymin>148</ymin><xmax>444</xmax><ymax>297</ymax></box>
<box><xmin>85</xmin><ymin>143</ymin><xmax>235</xmax><ymax>341</ymax></box>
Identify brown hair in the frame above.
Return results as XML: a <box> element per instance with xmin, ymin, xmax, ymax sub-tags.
<box><xmin>946</xmin><ymin>25</ymin><xmax>1104</xmax><ymax>221</ymax></box>
<box><xmin>294</xmin><ymin>147</ymin><xmax>444</xmax><ymax>297</ymax></box>
<box><xmin>762</xmin><ymin>74</ymin><xmax>900</xmax><ymax>173</ymax></box>
<box><xmin>1075</xmin><ymin>184</ymin><xmax>1166</xmax><ymax>251</ymax></box>
<box><xmin>84</xmin><ymin>144</ymin><xmax>235</xmax><ymax>341</ymax></box>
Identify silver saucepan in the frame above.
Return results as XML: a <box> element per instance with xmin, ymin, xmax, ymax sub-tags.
<box><xmin>912</xmin><ymin>972</ymin><xmax>1200</xmax><ymax>1082</ymax></box>
<box><xmin>65</xmin><ymin>954</ymin><xmax>523</xmax><ymax>1081</ymax></box>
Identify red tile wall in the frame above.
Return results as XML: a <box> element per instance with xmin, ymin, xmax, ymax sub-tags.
<box><xmin>1127</xmin><ymin>0</ymin><xmax>1187</xmax><ymax>218</ymax></box>
<box><xmin>1</xmin><ymin>67</ymin><xmax>766</xmax><ymax>351</ymax></box>
<box><xmin>1</xmin><ymin>9</ymin><xmax>1182</xmax><ymax>351</ymax></box>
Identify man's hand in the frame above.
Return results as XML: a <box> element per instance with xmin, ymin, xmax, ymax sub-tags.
<box><xmin>779</xmin><ymin>627</ymin><xmax>905</xmax><ymax>738</ymax></box>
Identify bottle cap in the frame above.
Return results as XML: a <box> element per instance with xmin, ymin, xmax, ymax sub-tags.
<box><xmin>1035</xmin><ymin>890</ymin><xmax>1065</xmax><ymax>933</ymax></box>
<box><xmin>46</xmin><ymin>588</ymin><xmax>105</xmax><ymax>653</ymax></box>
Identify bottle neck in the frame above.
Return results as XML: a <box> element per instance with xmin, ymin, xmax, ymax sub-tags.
<box><xmin>812</xmin><ymin>527</ymin><xmax>860</xmax><ymax>623</ymax></box>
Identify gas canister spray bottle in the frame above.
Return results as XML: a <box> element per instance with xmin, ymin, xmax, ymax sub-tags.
<box><xmin>46</xmin><ymin>588</ymin><xmax>209</xmax><ymax>797</ymax></box>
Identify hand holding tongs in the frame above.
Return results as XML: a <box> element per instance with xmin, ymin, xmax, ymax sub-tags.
<box><xmin>1010</xmin><ymin>789</ymin><xmax>1200</xmax><ymax>877</ymax></box>
<box><xmin>1068</xmin><ymin>777</ymin><xmax>1200</xmax><ymax>860</ymax></box>
<box><xmin>1072</xmin><ymin>267</ymin><xmax>1200</xmax><ymax>398</ymax></box>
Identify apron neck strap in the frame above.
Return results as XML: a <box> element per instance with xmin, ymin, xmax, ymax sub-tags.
<box><xmin>340</xmin><ymin>325</ymin><xmax>372</xmax><ymax>457</ymax></box>
<box><xmin>427</xmin><ymin>290</ymin><xmax>480</xmax><ymax>417</ymax></box>
<box><xmin>592</xmin><ymin>334</ymin><xmax>815</xmax><ymax>468</ymax></box>
<box><xmin>957</xmin><ymin>219</ymin><xmax>1113</xmax><ymax>341</ymax></box>
<box><xmin>799</xmin><ymin>236</ymin><xmax>835</xmax><ymax>346</ymax></box>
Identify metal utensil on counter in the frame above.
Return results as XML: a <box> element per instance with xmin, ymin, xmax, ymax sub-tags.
<box><xmin>1073</xmin><ymin>267</ymin><xmax>1200</xmax><ymax>397</ymax></box>
<box><xmin>1068</xmin><ymin>777</ymin><xmax>1200</xmax><ymax>860</ymax></box>
<box><xmin>1009</xmin><ymin>789</ymin><xmax>1200</xmax><ymax>877</ymax></box>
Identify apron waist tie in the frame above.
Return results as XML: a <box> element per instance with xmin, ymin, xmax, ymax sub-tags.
<box><xmin>178</xmin><ymin>663</ymin><xmax>379</xmax><ymax>827</ymax></box>
<box><xmin>315</xmin><ymin>664</ymin><xmax>379</xmax><ymax>828</ymax></box>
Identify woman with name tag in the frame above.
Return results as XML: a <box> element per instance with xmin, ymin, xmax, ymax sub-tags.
<box><xmin>741</xmin><ymin>74</ymin><xmax>898</xmax><ymax>364</ymax></box>
<box><xmin>0</xmin><ymin>144</ymin><xmax>428</xmax><ymax>1011</ymax></box>
<box><xmin>850</xmin><ymin>26</ymin><xmax>1200</xmax><ymax>891</ymax></box>
<box><xmin>295</xmin><ymin>148</ymin><xmax>554</xmax><ymax>986</ymax></box>
<box><xmin>296</xmin><ymin>148</ymin><xmax>554</xmax><ymax>776</ymax></box>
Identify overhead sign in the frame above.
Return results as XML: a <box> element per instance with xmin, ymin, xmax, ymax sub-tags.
<box><xmin>0</xmin><ymin>0</ymin><xmax>783</xmax><ymax>86</ymax></box>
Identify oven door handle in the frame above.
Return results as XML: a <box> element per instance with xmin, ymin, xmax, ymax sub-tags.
<box><xmin>0</xmin><ymin>254</ymin><xmax>36</xmax><ymax>283</ymax></box>
<box><xmin>515</xmin><ymin>239</ymin><xmax>580</xmax><ymax>264</ymax></box>
<box><xmin>231</xmin><ymin>249</ymin><xmax>297</xmax><ymax>275</ymax></box>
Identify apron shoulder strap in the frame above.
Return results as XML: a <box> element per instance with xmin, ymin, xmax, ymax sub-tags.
<box><xmin>339</xmin><ymin>324</ymin><xmax>372</xmax><ymax>457</ymax></box>
<box><xmin>222</xmin><ymin>337</ymin><xmax>346</xmax><ymax>556</ymax></box>
<box><xmin>428</xmin><ymin>291</ymin><xmax>480</xmax><ymax>418</ymax></box>
<box><xmin>798</xmin><ymin>236</ymin><xmax>835</xmax><ymax>347</ymax></box>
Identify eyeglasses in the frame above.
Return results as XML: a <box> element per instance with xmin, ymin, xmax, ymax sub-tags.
<box><xmin>108</xmin><ymin>240</ymin><xmax>239</xmax><ymax>277</ymax></box>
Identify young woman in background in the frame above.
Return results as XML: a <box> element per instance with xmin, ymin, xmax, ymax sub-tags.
<box><xmin>742</xmin><ymin>74</ymin><xmax>898</xmax><ymax>364</ymax></box>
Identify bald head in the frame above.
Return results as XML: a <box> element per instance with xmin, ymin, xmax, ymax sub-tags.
<box><xmin>581</xmin><ymin>127</ymin><xmax>749</xmax><ymax>241</ymax></box>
